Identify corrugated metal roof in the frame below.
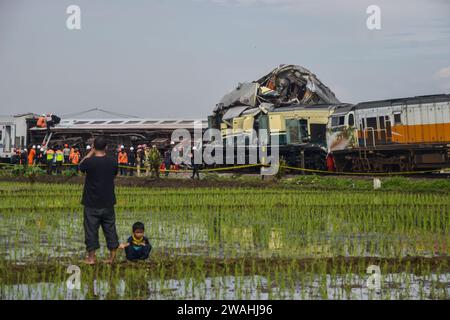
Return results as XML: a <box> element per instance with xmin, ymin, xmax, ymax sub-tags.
<box><xmin>30</xmin><ymin>118</ymin><xmax>208</xmax><ymax>131</ymax></box>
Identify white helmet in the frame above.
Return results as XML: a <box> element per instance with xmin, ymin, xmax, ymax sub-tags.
<box><xmin>40</xmin><ymin>148</ymin><xmax>44</xmax><ymax>152</ymax></box>
<box><xmin>170</xmin><ymin>141</ymin><xmax>175</xmax><ymax>145</ymax></box>
<box><xmin>130</xmin><ymin>147</ymin><xmax>134</xmax><ymax>151</ymax></box>
<box><xmin>37</xmin><ymin>145</ymin><xmax>41</xmax><ymax>148</ymax></box>
<box><xmin>32</xmin><ymin>145</ymin><xmax>36</xmax><ymax>149</ymax></box>
<box><xmin>120</xmin><ymin>145</ymin><xmax>124</xmax><ymax>149</ymax></box>
<box><xmin>192</xmin><ymin>146</ymin><xmax>197</xmax><ymax>151</ymax></box>
<box><xmin>86</xmin><ymin>145</ymin><xmax>91</xmax><ymax>150</ymax></box>
<box><xmin>24</xmin><ymin>148</ymin><xmax>27</xmax><ymax>151</ymax></box>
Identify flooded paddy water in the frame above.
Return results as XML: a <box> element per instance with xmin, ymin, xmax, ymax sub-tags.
<box><xmin>0</xmin><ymin>181</ymin><xmax>449</xmax><ymax>300</ymax></box>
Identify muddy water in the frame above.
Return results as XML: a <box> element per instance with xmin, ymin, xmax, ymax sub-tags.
<box><xmin>2</xmin><ymin>273</ymin><xmax>449</xmax><ymax>300</ymax></box>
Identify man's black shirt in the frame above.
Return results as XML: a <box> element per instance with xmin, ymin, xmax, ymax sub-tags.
<box><xmin>79</xmin><ymin>156</ymin><xmax>118</xmax><ymax>208</ymax></box>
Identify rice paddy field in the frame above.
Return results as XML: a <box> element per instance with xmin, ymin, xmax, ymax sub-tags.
<box><xmin>0</xmin><ymin>178</ymin><xmax>449</xmax><ymax>300</ymax></box>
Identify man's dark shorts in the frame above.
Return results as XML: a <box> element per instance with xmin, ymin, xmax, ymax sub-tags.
<box><xmin>83</xmin><ymin>206</ymin><xmax>119</xmax><ymax>251</ymax></box>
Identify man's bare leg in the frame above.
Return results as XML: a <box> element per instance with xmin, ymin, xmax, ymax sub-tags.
<box><xmin>103</xmin><ymin>249</ymin><xmax>117</xmax><ymax>264</ymax></box>
<box><xmin>83</xmin><ymin>250</ymin><xmax>96</xmax><ymax>265</ymax></box>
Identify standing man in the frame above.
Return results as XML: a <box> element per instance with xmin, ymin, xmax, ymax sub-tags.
<box><xmin>191</xmin><ymin>146</ymin><xmax>201</xmax><ymax>180</ymax></box>
<box><xmin>118</xmin><ymin>146</ymin><xmax>128</xmax><ymax>176</ymax></box>
<box><xmin>148</xmin><ymin>145</ymin><xmax>161</xmax><ymax>178</ymax></box>
<box><xmin>71</xmin><ymin>148</ymin><xmax>80</xmax><ymax>173</ymax></box>
<box><xmin>128</xmin><ymin>147</ymin><xmax>136</xmax><ymax>177</ymax></box>
<box><xmin>163</xmin><ymin>149</ymin><xmax>171</xmax><ymax>177</ymax></box>
<box><xmin>46</xmin><ymin>147</ymin><xmax>55</xmax><ymax>175</ymax></box>
<box><xmin>28</xmin><ymin>145</ymin><xmax>36</xmax><ymax>165</ymax></box>
<box><xmin>55</xmin><ymin>147</ymin><xmax>64</xmax><ymax>174</ymax></box>
<box><xmin>63</xmin><ymin>144</ymin><xmax>71</xmax><ymax>164</ymax></box>
<box><xmin>144</xmin><ymin>145</ymin><xmax>151</xmax><ymax>176</ymax></box>
<box><xmin>79</xmin><ymin>136</ymin><xmax>119</xmax><ymax>265</ymax></box>
<box><xmin>136</xmin><ymin>145</ymin><xmax>143</xmax><ymax>177</ymax></box>
<box><xmin>20</xmin><ymin>148</ymin><xmax>28</xmax><ymax>167</ymax></box>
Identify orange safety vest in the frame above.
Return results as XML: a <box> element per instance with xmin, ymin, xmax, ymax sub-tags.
<box><xmin>118</xmin><ymin>152</ymin><xmax>128</xmax><ymax>164</ymax></box>
<box><xmin>28</xmin><ymin>149</ymin><xmax>36</xmax><ymax>164</ymax></box>
<box><xmin>37</xmin><ymin>117</ymin><xmax>46</xmax><ymax>128</ymax></box>
<box><xmin>71</xmin><ymin>152</ymin><xmax>80</xmax><ymax>164</ymax></box>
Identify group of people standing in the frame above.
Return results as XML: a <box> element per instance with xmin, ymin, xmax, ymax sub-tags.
<box><xmin>116</xmin><ymin>144</ymin><xmax>174</xmax><ymax>178</ymax></box>
<box><xmin>12</xmin><ymin>144</ymin><xmax>83</xmax><ymax>175</ymax></box>
<box><xmin>11</xmin><ymin>140</ymin><xmax>202</xmax><ymax>179</ymax></box>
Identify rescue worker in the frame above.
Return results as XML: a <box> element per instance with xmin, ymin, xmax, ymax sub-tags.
<box><xmin>35</xmin><ymin>145</ymin><xmax>41</xmax><ymax>164</ymax></box>
<box><xmin>46</xmin><ymin>147</ymin><xmax>55</xmax><ymax>175</ymax></box>
<box><xmin>20</xmin><ymin>148</ymin><xmax>28</xmax><ymax>167</ymax></box>
<box><xmin>148</xmin><ymin>145</ymin><xmax>161</xmax><ymax>178</ymax></box>
<box><xmin>118</xmin><ymin>146</ymin><xmax>128</xmax><ymax>176</ymax></box>
<box><xmin>85</xmin><ymin>145</ymin><xmax>91</xmax><ymax>157</ymax></box>
<box><xmin>136</xmin><ymin>145</ymin><xmax>143</xmax><ymax>177</ymax></box>
<box><xmin>55</xmin><ymin>147</ymin><xmax>64</xmax><ymax>174</ymax></box>
<box><xmin>163</xmin><ymin>149</ymin><xmax>171</xmax><ymax>177</ymax></box>
<box><xmin>38</xmin><ymin>147</ymin><xmax>44</xmax><ymax>165</ymax></box>
<box><xmin>191</xmin><ymin>146</ymin><xmax>201</xmax><ymax>180</ymax></box>
<box><xmin>71</xmin><ymin>148</ymin><xmax>80</xmax><ymax>172</ymax></box>
<box><xmin>63</xmin><ymin>144</ymin><xmax>71</xmax><ymax>164</ymax></box>
<box><xmin>326</xmin><ymin>153</ymin><xmax>336</xmax><ymax>172</ymax></box>
<box><xmin>128</xmin><ymin>147</ymin><xmax>136</xmax><ymax>176</ymax></box>
<box><xmin>144</xmin><ymin>145</ymin><xmax>151</xmax><ymax>176</ymax></box>
<box><xmin>37</xmin><ymin>114</ymin><xmax>46</xmax><ymax>128</ymax></box>
<box><xmin>28</xmin><ymin>145</ymin><xmax>36</xmax><ymax>165</ymax></box>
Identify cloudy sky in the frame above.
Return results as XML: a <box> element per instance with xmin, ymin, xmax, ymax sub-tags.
<box><xmin>0</xmin><ymin>0</ymin><xmax>449</xmax><ymax>119</ymax></box>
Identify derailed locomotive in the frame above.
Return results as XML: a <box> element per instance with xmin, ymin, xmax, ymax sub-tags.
<box><xmin>208</xmin><ymin>65</ymin><xmax>450</xmax><ymax>173</ymax></box>
<box><xmin>327</xmin><ymin>94</ymin><xmax>450</xmax><ymax>172</ymax></box>
<box><xmin>208</xmin><ymin>64</ymin><xmax>344</xmax><ymax>170</ymax></box>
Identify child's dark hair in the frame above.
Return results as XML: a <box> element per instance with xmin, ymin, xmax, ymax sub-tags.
<box><xmin>132</xmin><ymin>222</ymin><xmax>145</xmax><ymax>232</ymax></box>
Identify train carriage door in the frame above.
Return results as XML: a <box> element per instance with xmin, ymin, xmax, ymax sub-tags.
<box><xmin>378</xmin><ymin>116</ymin><xmax>386</xmax><ymax>144</ymax></box>
<box><xmin>385</xmin><ymin>115</ymin><xmax>392</xmax><ymax>142</ymax></box>
<box><xmin>365</xmin><ymin>117</ymin><xmax>377</xmax><ymax>146</ymax></box>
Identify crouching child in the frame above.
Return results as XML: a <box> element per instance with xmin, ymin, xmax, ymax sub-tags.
<box><xmin>119</xmin><ymin>222</ymin><xmax>152</xmax><ymax>261</ymax></box>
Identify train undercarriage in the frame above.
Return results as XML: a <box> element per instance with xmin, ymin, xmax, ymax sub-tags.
<box><xmin>333</xmin><ymin>144</ymin><xmax>450</xmax><ymax>173</ymax></box>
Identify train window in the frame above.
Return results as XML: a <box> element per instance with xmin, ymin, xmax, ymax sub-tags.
<box><xmin>338</xmin><ymin>116</ymin><xmax>345</xmax><ymax>126</ymax></box>
<box><xmin>0</xmin><ymin>131</ymin><xmax>2</xmax><ymax>142</ymax></box>
<box><xmin>331</xmin><ymin>117</ymin><xmax>339</xmax><ymax>127</ymax></box>
<box><xmin>394</xmin><ymin>113</ymin><xmax>401</xmax><ymax>124</ymax></box>
<box><xmin>348</xmin><ymin>114</ymin><xmax>354</xmax><ymax>126</ymax></box>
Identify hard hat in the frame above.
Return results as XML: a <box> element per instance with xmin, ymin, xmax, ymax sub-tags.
<box><xmin>37</xmin><ymin>145</ymin><xmax>41</xmax><ymax>148</ymax></box>
<box><xmin>120</xmin><ymin>145</ymin><xmax>124</xmax><ymax>149</ymax></box>
<box><xmin>40</xmin><ymin>148</ymin><xmax>44</xmax><ymax>152</ymax></box>
<box><xmin>24</xmin><ymin>148</ymin><xmax>27</xmax><ymax>152</ymax></box>
<box><xmin>42</xmin><ymin>114</ymin><xmax>45</xmax><ymax>116</ymax></box>
<box><xmin>152</xmin><ymin>145</ymin><xmax>157</xmax><ymax>148</ymax></box>
<box><xmin>192</xmin><ymin>146</ymin><xmax>197</xmax><ymax>151</ymax></box>
<box><xmin>171</xmin><ymin>141</ymin><xmax>175</xmax><ymax>145</ymax></box>
<box><xmin>130</xmin><ymin>147</ymin><xmax>134</xmax><ymax>151</ymax></box>
<box><xmin>86</xmin><ymin>145</ymin><xmax>91</xmax><ymax>150</ymax></box>
<box><xmin>32</xmin><ymin>145</ymin><xmax>36</xmax><ymax>149</ymax></box>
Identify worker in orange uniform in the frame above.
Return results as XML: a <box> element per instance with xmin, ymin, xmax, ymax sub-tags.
<box><xmin>118</xmin><ymin>146</ymin><xmax>128</xmax><ymax>176</ymax></box>
<box><xmin>28</xmin><ymin>145</ymin><xmax>36</xmax><ymax>165</ymax></box>
<box><xmin>71</xmin><ymin>148</ymin><xmax>80</xmax><ymax>173</ymax></box>
<box><xmin>37</xmin><ymin>114</ymin><xmax>47</xmax><ymax>128</ymax></box>
<box><xmin>326</xmin><ymin>153</ymin><xmax>336</xmax><ymax>172</ymax></box>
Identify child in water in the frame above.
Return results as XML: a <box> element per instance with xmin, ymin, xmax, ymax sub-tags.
<box><xmin>119</xmin><ymin>222</ymin><xmax>152</xmax><ymax>261</ymax></box>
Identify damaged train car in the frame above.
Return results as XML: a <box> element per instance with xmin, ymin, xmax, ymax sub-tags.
<box><xmin>327</xmin><ymin>94</ymin><xmax>450</xmax><ymax>172</ymax></box>
<box><xmin>208</xmin><ymin>64</ymin><xmax>345</xmax><ymax>169</ymax></box>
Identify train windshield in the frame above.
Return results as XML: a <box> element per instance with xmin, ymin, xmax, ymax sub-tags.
<box><xmin>331</xmin><ymin>116</ymin><xmax>345</xmax><ymax>127</ymax></box>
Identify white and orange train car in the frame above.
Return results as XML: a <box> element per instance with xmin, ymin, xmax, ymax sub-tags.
<box><xmin>326</xmin><ymin>94</ymin><xmax>450</xmax><ymax>172</ymax></box>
